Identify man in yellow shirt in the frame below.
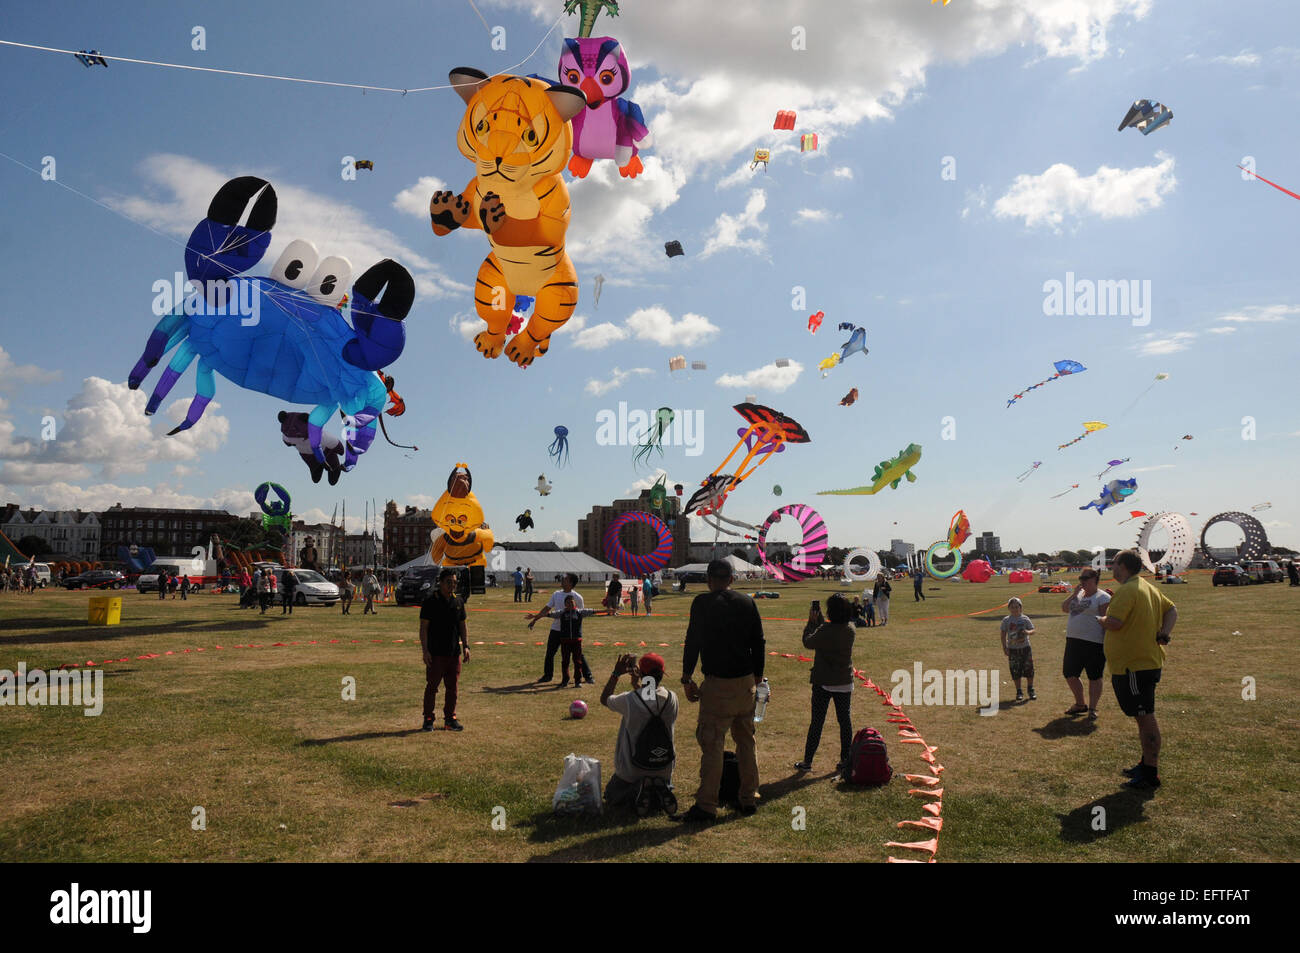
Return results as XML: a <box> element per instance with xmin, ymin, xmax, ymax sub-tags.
<box><xmin>1099</xmin><ymin>550</ymin><xmax>1178</xmax><ymax>790</ymax></box>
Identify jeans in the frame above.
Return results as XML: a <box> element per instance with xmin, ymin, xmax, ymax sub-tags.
<box><xmin>803</xmin><ymin>685</ymin><xmax>853</xmax><ymax>765</ymax></box>
<box><xmin>543</xmin><ymin>629</ymin><xmax>591</xmax><ymax>681</ymax></box>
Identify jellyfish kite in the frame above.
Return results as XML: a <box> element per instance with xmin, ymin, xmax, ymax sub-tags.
<box><xmin>837</xmin><ymin>323</ymin><xmax>869</xmax><ymax>363</ymax></box>
<box><xmin>633</xmin><ymin>407</ymin><xmax>674</xmax><ymax>467</ymax></box>
<box><xmin>1006</xmin><ymin>360</ymin><xmax>1085</xmax><ymax>407</ymax></box>
<box><xmin>1058</xmin><ymin>421</ymin><xmax>1108</xmax><ymax>450</ymax></box>
<box><xmin>549</xmin><ymin>426</ymin><xmax>571</xmax><ymax>467</ymax></box>
<box><xmin>1016</xmin><ymin>461</ymin><xmax>1041</xmax><ymax>482</ymax></box>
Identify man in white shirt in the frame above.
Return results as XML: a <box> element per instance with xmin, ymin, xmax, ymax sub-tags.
<box><xmin>1060</xmin><ymin>568</ymin><xmax>1111</xmax><ymax>719</ymax></box>
<box><xmin>601</xmin><ymin>652</ymin><xmax>679</xmax><ymax>816</ymax></box>
<box><xmin>530</xmin><ymin>573</ymin><xmax>593</xmax><ymax>684</ymax></box>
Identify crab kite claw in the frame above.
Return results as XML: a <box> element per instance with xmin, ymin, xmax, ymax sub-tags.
<box><xmin>343</xmin><ymin>260</ymin><xmax>415</xmax><ymax>370</ymax></box>
<box><xmin>185</xmin><ymin>176</ymin><xmax>278</xmax><ymax>283</ymax></box>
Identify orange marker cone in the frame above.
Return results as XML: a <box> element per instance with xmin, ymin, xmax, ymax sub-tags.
<box><xmin>899</xmin><ymin>817</ymin><xmax>943</xmax><ymax>832</ymax></box>
<box><xmin>904</xmin><ymin>774</ymin><xmax>941</xmax><ymax>786</ymax></box>
<box><xmin>908</xmin><ymin>787</ymin><xmax>943</xmax><ymax>799</ymax></box>
<box><xmin>922</xmin><ymin>802</ymin><xmax>942</xmax><ymax>817</ymax></box>
<box><xmin>887</xmin><ymin>856</ymin><xmax>935</xmax><ymax>863</ymax></box>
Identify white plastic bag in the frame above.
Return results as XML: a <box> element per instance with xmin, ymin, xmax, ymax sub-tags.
<box><xmin>552</xmin><ymin>753</ymin><xmax>602</xmax><ymax>816</ymax></box>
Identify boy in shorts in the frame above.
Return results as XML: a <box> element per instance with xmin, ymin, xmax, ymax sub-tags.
<box><xmin>1000</xmin><ymin>597</ymin><xmax>1036</xmax><ymax>702</ymax></box>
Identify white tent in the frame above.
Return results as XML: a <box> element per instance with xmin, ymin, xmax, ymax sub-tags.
<box><xmin>673</xmin><ymin>554</ymin><xmax>767</xmax><ymax>578</ymax></box>
<box><xmin>394</xmin><ymin>548</ymin><xmax>622</xmax><ymax>585</ymax></box>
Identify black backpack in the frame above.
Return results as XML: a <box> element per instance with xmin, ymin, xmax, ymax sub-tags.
<box><xmin>629</xmin><ymin>692</ymin><xmax>675</xmax><ymax>771</ymax></box>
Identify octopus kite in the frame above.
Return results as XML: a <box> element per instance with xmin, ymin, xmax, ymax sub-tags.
<box><xmin>549</xmin><ymin>426</ymin><xmax>571</xmax><ymax>467</ymax></box>
<box><xmin>633</xmin><ymin>407</ymin><xmax>675</xmax><ymax>467</ymax></box>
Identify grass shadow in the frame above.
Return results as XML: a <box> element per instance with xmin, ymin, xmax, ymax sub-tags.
<box><xmin>523</xmin><ymin>807</ymin><xmax>743</xmax><ymax>860</ymax></box>
<box><xmin>0</xmin><ymin>618</ymin><xmax>273</xmax><ymax>646</ymax></box>
<box><xmin>480</xmin><ymin>682</ymin><xmax>552</xmax><ymax>695</ymax></box>
<box><xmin>299</xmin><ymin>728</ymin><xmax>425</xmax><ymax>746</ymax></box>
<box><xmin>1058</xmin><ymin>789</ymin><xmax>1155</xmax><ymax>843</ymax></box>
<box><xmin>761</xmin><ymin>771</ymin><xmax>833</xmax><ymax>802</ymax></box>
<box><xmin>1033</xmin><ymin>716</ymin><xmax>1099</xmax><ymax>739</ymax></box>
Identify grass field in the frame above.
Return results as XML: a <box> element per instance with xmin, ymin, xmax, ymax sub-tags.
<box><xmin>1</xmin><ymin>574</ymin><xmax>1297</xmax><ymax>863</ymax></box>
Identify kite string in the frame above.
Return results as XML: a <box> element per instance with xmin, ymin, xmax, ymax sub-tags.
<box><xmin>0</xmin><ymin>15</ymin><xmax>566</xmax><ymax>92</ymax></box>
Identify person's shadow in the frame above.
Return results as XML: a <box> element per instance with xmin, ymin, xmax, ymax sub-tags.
<box><xmin>1058</xmin><ymin>789</ymin><xmax>1155</xmax><ymax>842</ymax></box>
<box><xmin>298</xmin><ymin>728</ymin><xmax>424</xmax><ymax>746</ymax></box>
<box><xmin>481</xmin><ymin>681</ymin><xmax>552</xmax><ymax>695</ymax></box>
<box><xmin>1032</xmin><ymin>716</ymin><xmax>1098</xmax><ymax>739</ymax></box>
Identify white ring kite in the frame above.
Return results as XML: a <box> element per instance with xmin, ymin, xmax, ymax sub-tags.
<box><xmin>1135</xmin><ymin>511</ymin><xmax>1195</xmax><ymax>574</ymax></box>
<box><xmin>843</xmin><ymin>548</ymin><xmax>882</xmax><ymax>582</ymax></box>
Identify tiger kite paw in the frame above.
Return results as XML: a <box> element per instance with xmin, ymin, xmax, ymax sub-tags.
<box><xmin>504</xmin><ymin>333</ymin><xmax>545</xmax><ymax>368</ymax></box>
<box><xmin>430</xmin><ymin>191</ymin><xmax>471</xmax><ymax>235</ymax></box>
<box><xmin>478</xmin><ymin>192</ymin><xmax>507</xmax><ymax>235</ymax></box>
<box><xmin>474</xmin><ymin>329</ymin><xmax>506</xmax><ymax>359</ymax></box>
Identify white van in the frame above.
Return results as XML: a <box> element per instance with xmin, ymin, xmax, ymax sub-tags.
<box><xmin>31</xmin><ymin>563</ymin><xmax>52</xmax><ymax>587</ymax></box>
<box><xmin>138</xmin><ymin>562</ymin><xmax>184</xmax><ymax>594</ymax></box>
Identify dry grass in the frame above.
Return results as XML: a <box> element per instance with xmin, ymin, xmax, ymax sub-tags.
<box><xmin>1</xmin><ymin>574</ymin><xmax>1296</xmax><ymax>862</ymax></box>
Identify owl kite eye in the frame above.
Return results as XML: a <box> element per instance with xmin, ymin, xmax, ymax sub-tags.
<box><xmin>566</xmin><ymin>70</ymin><xmax>579</xmax><ymax>83</ymax></box>
<box><xmin>600</xmin><ymin>70</ymin><xmax>615</xmax><ymax>85</ymax></box>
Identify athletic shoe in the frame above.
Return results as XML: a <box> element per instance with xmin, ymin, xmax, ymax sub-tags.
<box><xmin>1028</xmin><ymin>688</ymin><xmax>1037</xmax><ymax>700</ymax></box>
<box><xmin>1122</xmin><ymin>762</ymin><xmax>1145</xmax><ymax>778</ymax></box>
<box><xmin>739</xmin><ymin>804</ymin><xmax>758</xmax><ymax>816</ymax></box>
<box><xmin>793</xmin><ymin>761</ymin><xmax>812</xmax><ymax>772</ymax></box>
<box><xmin>445</xmin><ymin>718</ymin><xmax>464</xmax><ymax>732</ymax></box>
<box><xmin>1123</xmin><ymin>774</ymin><xmax>1160</xmax><ymax>790</ymax></box>
<box><xmin>634</xmin><ymin>781</ymin><xmax>655</xmax><ymax>818</ymax></box>
<box><xmin>421</xmin><ymin>716</ymin><xmax>434</xmax><ymax>732</ymax></box>
<box><xmin>536</xmin><ymin>676</ymin><xmax>552</xmax><ymax>684</ymax></box>
<box><xmin>654</xmin><ymin>779</ymin><xmax>678</xmax><ymax>817</ymax></box>
<box><xmin>1016</xmin><ymin>691</ymin><xmax>1024</xmax><ymax>702</ymax></box>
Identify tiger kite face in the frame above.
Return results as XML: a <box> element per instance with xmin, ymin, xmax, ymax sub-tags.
<box><xmin>450</xmin><ymin>69</ymin><xmax>584</xmax><ymax>188</ymax></box>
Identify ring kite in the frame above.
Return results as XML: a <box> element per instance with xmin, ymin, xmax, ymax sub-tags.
<box><xmin>1198</xmin><ymin>511</ymin><xmax>1270</xmax><ymax>567</ymax></box>
<box><xmin>842</xmin><ymin>548</ymin><xmax>882</xmax><ymax>583</ymax></box>
<box><xmin>1134</xmin><ymin>512</ymin><xmax>1195</xmax><ymax>574</ymax></box>
<box><xmin>756</xmin><ymin>504</ymin><xmax>827</xmax><ymax>582</ymax></box>
<box><xmin>602</xmin><ymin>511</ymin><xmax>673</xmax><ymax>576</ymax></box>
<box><xmin>924</xmin><ymin>541</ymin><xmax>964</xmax><ymax>579</ymax></box>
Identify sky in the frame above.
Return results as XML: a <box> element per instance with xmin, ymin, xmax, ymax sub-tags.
<box><xmin>1</xmin><ymin>0</ymin><xmax>1297</xmax><ymax>561</ymax></box>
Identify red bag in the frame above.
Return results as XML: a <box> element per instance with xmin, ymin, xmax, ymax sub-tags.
<box><xmin>845</xmin><ymin>727</ymin><xmax>892</xmax><ymax>786</ymax></box>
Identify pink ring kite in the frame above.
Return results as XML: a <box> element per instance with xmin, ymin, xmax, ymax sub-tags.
<box><xmin>757</xmin><ymin>504</ymin><xmax>828</xmax><ymax>581</ymax></box>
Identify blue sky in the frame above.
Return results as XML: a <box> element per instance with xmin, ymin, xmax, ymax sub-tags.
<box><xmin>1</xmin><ymin>0</ymin><xmax>1297</xmax><ymax>559</ymax></box>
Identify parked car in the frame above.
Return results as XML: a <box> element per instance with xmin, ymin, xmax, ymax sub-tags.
<box><xmin>1212</xmin><ymin>565</ymin><xmax>1248</xmax><ymax>586</ymax></box>
<box><xmin>64</xmin><ymin>569</ymin><xmax>126</xmax><ymax>590</ymax></box>
<box><xmin>137</xmin><ymin>563</ymin><xmax>183</xmax><ymax>593</ymax></box>
<box><xmin>1243</xmin><ymin>559</ymin><xmax>1284</xmax><ymax>583</ymax></box>
<box><xmin>31</xmin><ymin>563</ymin><xmax>52</xmax><ymax>587</ymax></box>
<box><xmin>271</xmin><ymin>568</ymin><xmax>339</xmax><ymax>606</ymax></box>
<box><xmin>395</xmin><ymin>567</ymin><xmax>441</xmax><ymax>606</ymax></box>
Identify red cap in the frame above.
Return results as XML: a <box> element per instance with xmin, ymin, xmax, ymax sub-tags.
<box><xmin>638</xmin><ymin>653</ymin><xmax>666</xmax><ymax>677</ymax></box>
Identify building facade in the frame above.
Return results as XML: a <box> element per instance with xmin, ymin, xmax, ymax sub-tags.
<box><xmin>384</xmin><ymin>502</ymin><xmax>435</xmax><ymax>567</ymax></box>
<box><xmin>578</xmin><ymin>490</ymin><xmax>690</xmax><ymax>568</ymax></box>
<box><xmin>2</xmin><ymin>507</ymin><xmax>100</xmax><ymax>560</ymax></box>
<box><xmin>890</xmin><ymin>539</ymin><xmax>915</xmax><ymax>560</ymax></box>
<box><xmin>976</xmin><ymin>531</ymin><xmax>1001</xmax><ymax>555</ymax></box>
<box><xmin>342</xmin><ymin>532</ymin><xmax>380</xmax><ymax>568</ymax></box>
<box><xmin>289</xmin><ymin>522</ymin><xmax>338</xmax><ymax>570</ymax></box>
<box><xmin>98</xmin><ymin>505</ymin><xmax>240</xmax><ymax>559</ymax></box>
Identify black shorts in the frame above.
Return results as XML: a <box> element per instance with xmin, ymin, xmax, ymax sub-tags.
<box><xmin>1112</xmin><ymin>668</ymin><xmax>1161</xmax><ymax>717</ymax></box>
<box><xmin>1063</xmin><ymin>638</ymin><xmax>1106</xmax><ymax>681</ymax></box>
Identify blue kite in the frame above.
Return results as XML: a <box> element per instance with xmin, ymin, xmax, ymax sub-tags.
<box><xmin>127</xmin><ymin>177</ymin><xmax>415</xmax><ymax>474</ymax></box>
<box><xmin>837</xmin><ymin>322</ymin><xmax>869</xmax><ymax>363</ymax></box>
<box><xmin>1079</xmin><ymin>477</ymin><xmax>1137</xmax><ymax>515</ymax></box>
<box><xmin>1007</xmin><ymin>360</ymin><xmax>1086</xmax><ymax>407</ymax></box>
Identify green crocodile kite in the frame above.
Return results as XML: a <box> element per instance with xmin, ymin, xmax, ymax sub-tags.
<box><xmin>563</xmin><ymin>0</ymin><xmax>620</xmax><ymax>38</ymax></box>
<box><xmin>817</xmin><ymin>443</ymin><xmax>922</xmax><ymax>495</ymax></box>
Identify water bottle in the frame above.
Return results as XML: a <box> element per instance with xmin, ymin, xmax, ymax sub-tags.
<box><xmin>754</xmin><ymin>677</ymin><xmax>771</xmax><ymax>723</ymax></box>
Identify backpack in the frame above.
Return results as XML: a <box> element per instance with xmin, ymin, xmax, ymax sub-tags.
<box><xmin>718</xmin><ymin>751</ymin><xmax>741</xmax><ymax>807</ymax></box>
<box><xmin>629</xmin><ymin>692</ymin><xmax>675</xmax><ymax>772</ymax></box>
<box><xmin>844</xmin><ymin>727</ymin><xmax>892</xmax><ymax>786</ymax></box>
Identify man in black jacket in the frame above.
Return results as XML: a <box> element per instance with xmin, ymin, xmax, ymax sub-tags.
<box><xmin>677</xmin><ymin>560</ymin><xmax>766</xmax><ymax>822</ymax></box>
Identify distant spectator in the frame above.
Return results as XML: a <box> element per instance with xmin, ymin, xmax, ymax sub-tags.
<box><xmin>513</xmin><ymin>566</ymin><xmax>524</xmax><ymax>603</ymax></box>
<box><xmin>629</xmin><ymin>583</ymin><xmax>640</xmax><ymax>617</ymax></box>
<box><xmin>642</xmin><ymin>576</ymin><xmax>654</xmax><ymax>616</ymax></box>
<box><xmin>257</xmin><ymin>568</ymin><xmax>273</xmax><ymax>614</ymax></box>
<box><xmin>180</xmin><ymin>574</ymin><xmax>190</xmax><ymax>601</ymax></box>
<box><xmin>873</xmin><ymin>575</ymin><xmax>892</xmax><ymax>625</ymax></box>
<box><xmin>339</xmin><ymin>574</ymin><xmax>354</xmax><ymax>614</ymax></box>
<box><xmin>606</xmin><ymin>572</ymin><xmax>623</xmax><ymax>615</ymax></box>
<box><xmin>362</xmin><ymin>570</ymin><xmax>379</xmax><ymax>615</ymax></box>
<box><xmin>1001</xmin><ymin>597</ymin><xmax>1036</xmax><ymax>702</ymax></box>
<box><xmin>281</xmin><ymin>569</ymin><xmax>298</xmax><ymax>615</ymax></box>
<box><xmin>913</xmin><ymin>567</ymin><xmax>926</xmax><ymax>602</ymax></box>
<box><xmin>523</xmin><ymin>568</ymin><xmax>534</xmax><ymax>602</ymax></box>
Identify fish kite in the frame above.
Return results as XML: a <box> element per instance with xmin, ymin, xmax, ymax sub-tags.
<box><xmin>1006</xmin><ymin>360</ymin><xmax>1085</xmax><ymax>407</ymax></box>
<box><xmin>1097</xmin><ymin>457</ymin><xmax>1130</xmax><ymax>479</ymax></box>
<box><xmin>1251</xmin><ymin>502</ymin><xmax>1272</xmax><ymax>512</ymax></box>
<box><xmin>1080</xmin><ymin>478</ymin><xmax>1137</xmax><ymax>515</ymax></box>
<box><xmin>1058</xmin><ymin>421</ymin><xmax>1108</xmax><ymax>450</ymax></box>
<box><xmin>1016</xmin><ymin>461</ymin><xmax>1042</xmax><ymax>482</ymax></box>
<box><xmin>818</xmin><ymin>443</ymin><xmax>922</xmax><ymax>496</ymax></box>
<box><xmin>837</xmin><ymin>323</ymin><xmax>869</xmax><ymax>362</ymax></box>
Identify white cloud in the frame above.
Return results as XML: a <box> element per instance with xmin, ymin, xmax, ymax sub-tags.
<box><xmin>0</xmin><ymin>348</ymin><xmax>58</xmax><ymax>389</ymax></box>
<box><xmin>565</xmin><ymin>159</ymin><xmax>685</xmax><ymax>274</ymax></box>
<box><xmin>448</xmin><ymin>310</ymin><xmax>480</xmax><ymax>341</ymax></box>
<box><xmin>1218</xmin><ymin>304</ymin><xmax>1297</xmax><ymax>324</ymax></box>
<box><xmin>585</xmin><ymin>367</ymin><xmax>654</xmax><ymax>397</ymax></box>
<box><xmin>0</xmin><ymin>480</ymin><xmax>254</xmax><ymax>513</ymax></box>
<box><xmin>628</xmin><ymin>468</ymin><xmax>671</xmax><ymax>494</ymax></box>
<box><xmin>832</xmin><ymin>166</ymin><xmax>854</xmax><ymax>180</ymax></box>
<box><xmin>624</xmin><ymin>307</ymin><xmax>720</xmax><ymax>348</ymax></box>
<box><xmin>1131</xmin><ymin>464</ymin><xmax>1176</xmax><ymax>473</ymax></box>
<box><xmin>0</xmin><ymin>377</ymin><xmax>231</xmax><ymax>484</ymax></box>
<box><xmin>1211</xmin><ymin>51</ymin><xmax>1261</xmax><ymax>67</ymax></box>
<box><xmin>796</xmin><ymin>208</ymin><xmax>835</xmax><ymax>223</ymax></box>
<box><xmin>105</xmin><ymin>154</ymin><xmax>470</xmax><ymax>302</ymax></box>
<box><xmin>700</xmin><ymin>189</ymin><xmax>768</xmax><ymax>258</ymax></box>
<box><xmin>392</xmin><ymin>176</ymin><xmax>448</xmax><ymax>217</ymax></box>
<box><xmin>715</xmin><ymin>360</ymin><xmax>804</xmax><ymax>393</ymax></box>
<box><xmin>993</xmin><ymin>154</ymin><xmax>1176</xmax><ymax>230</ymax></box>
<box><xmin>1133</xmin><ymin>332</ymin><xmax>1197</xmax><ymax>356</ymax></box>
<box><xmin>550</xmin><ymin>529</ymin><xmax>577</xmax><ymax>547</ymax></box>
<box><xmin>1207</xmin><ymin>327</ymin><xmax>1237</xmax><ymax>335</ymax></box>
<box><xmin>573</xmin><ymin>322</ymin><xmax>630</xmax><ymax>350</ymax></box>
<box><xmin>961</xmin><ymin>184</ymin><xmax>991</xmax><ymax>219</ymax></box>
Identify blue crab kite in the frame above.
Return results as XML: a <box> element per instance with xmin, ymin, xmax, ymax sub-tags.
<box><xmin>127</xmin><ymin>176</ymin><xmax>415</xmax><ymax>473</ymax></box>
